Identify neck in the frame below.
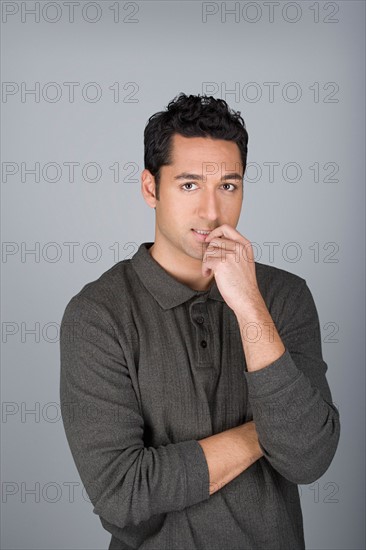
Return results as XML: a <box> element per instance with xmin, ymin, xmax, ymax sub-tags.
<box><xmin>148</xmin><ymin>243</ymin><xmax>215</xmax><ymax>292</ymax></box>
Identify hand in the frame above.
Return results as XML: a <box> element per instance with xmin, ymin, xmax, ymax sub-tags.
<box><xmin>202</xmin><ymin>224</ymin><xmax>262</xmax><ymax>313</ymax></box>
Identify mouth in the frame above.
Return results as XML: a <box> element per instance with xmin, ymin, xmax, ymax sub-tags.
<box><xmin>191</xmin><ymin>228</ymin><xmax>212</xmax><ymax>241</ymax></box>
<box><xmin>192</xmin><ymin>228</ymin><xmax>212</xmax><ymax>234</ymax></box>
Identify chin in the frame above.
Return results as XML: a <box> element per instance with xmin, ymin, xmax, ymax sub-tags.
<box><xmin>187</xmin><ymin>248</ymin><xmax>205</xmax><ymax>260</ymax></box>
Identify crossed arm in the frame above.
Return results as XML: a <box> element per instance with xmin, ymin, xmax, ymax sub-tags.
<box><xmin>200</xmin><ymin>279</ymin><xmax>340</xmax><ymax>493</ymax></box>
<box><xmin>60</xmin><ymin>279</ymin><xmax>339</xmax><ymax>529</ymax></box>
<box><xmin>198</xmin><ymin>420</ymin><xmax>263</xmax><ymax>496</ymax></box>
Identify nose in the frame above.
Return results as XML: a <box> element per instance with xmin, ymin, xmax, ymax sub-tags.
<box><xmin>197</xmin><ymin>188</ymin><xmax>220</xmax><ymax>222</ymax></box>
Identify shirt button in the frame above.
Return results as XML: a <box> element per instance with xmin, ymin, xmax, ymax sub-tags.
<box><xmin>197</xmin><ymin>316</ymin><xmax>204</xmax><ymax>324</ymax></box>
<box><xmin>200</xmin><ymin>340</ymin><xmax>207</xmax><ymax>348</ymax></box>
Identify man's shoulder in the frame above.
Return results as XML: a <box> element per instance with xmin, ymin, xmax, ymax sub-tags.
<box><xmin>254</xmin><ymin>260</ymin><xmax>306</xmax><ymax>297</ymax></box>
<box><xmin>62</xmin><ymin>258</ymin><xmax>135</xmax><ymax>320</ymax></box>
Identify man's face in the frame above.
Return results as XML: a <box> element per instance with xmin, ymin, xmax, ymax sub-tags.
<box><xmin>152</xmin><ymin>133</ymin><xmax>244</xmax><ymax>263</ymax></box>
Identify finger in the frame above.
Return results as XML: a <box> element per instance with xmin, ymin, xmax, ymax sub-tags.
<box><xmin>205</xmin><ymin>223</ymin><xmax>247</xmax><ymax>245</ymax></box>
<box><xmin>205</xmin><ymin>237</ymin><xmax>238</xmax><ymax>252</ymax></box>
<box><xmin>203</xmin><ymin>246</ymin><xmax>239</xmax><ymax>269</ymax></box>
<box><xmin>204</xmin><ymin>241</ymin><xmax>254</xmax><ymax>265</ymax></box>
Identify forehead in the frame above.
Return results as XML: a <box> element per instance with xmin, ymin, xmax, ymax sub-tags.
<box><xmin>169</xmin><ymin>134</ymin><xmax>242</xmax><ymax>167</ymax></box>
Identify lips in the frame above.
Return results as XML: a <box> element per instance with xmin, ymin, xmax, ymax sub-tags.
<box><xmin>192</xmin><ymin>229</ymin><xmax>212</xmax><ymax>241</ymax></box>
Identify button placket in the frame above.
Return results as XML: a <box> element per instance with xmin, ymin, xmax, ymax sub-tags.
<box><xmin>190</xmin><ymin>298</ymin><xmax>212</xmax><ymax>368</ymax></box>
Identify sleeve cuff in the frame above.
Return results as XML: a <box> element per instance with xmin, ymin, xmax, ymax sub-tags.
<box><xmin>175</xmin><ymin>439</ymin><xmax>211</xmax><ymax>507</ymax></box>
<box><xmin>244</xmin><ymin>348</ymin><xmax>302</xmax><ymax>399</ymax></box>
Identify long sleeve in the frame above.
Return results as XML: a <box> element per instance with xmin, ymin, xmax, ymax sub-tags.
<box><xmin>59</xmin><ymin>295</ymin><xmax>210</xmax><ymax>530</ymax></box>
<box><xmin>244</xmin><ymin>280</ymin><xmax>340</xmax><ymax>485</ymax></box>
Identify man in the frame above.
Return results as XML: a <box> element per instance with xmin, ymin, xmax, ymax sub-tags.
<box><xmin>60</xmin><ymin>93</ymin><xmax>340</xmax><ymax>550</ymax></box>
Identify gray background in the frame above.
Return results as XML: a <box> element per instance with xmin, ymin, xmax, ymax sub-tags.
<box><xmin>1</xmin><ymin>1</ymin><xmax>365</xmax><ymax>548</ymax></box>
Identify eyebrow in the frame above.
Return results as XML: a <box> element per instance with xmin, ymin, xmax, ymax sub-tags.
<box><xmin>174</xmin><ymin>172</ymin><xmax>243</xmax><ymax>182</ymax></box>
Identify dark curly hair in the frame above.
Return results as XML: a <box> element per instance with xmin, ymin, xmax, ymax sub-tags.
<box><xmin>144</xmin><ymin>93</ymin><xmax>249</xmax><ymax>200</ymax></box>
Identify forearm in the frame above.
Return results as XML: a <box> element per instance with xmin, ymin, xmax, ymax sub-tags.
<box><xmin>232</xmin><ymin>283</ymin><xmax>340</xmax><ymax>484</ymax></box>
<box><xmin>197</xmin><ymin>421</ymin><xmax>263</xmax><ymax>495</ymax></box>
<box><xmin>234</xmin><ymin>292</ymin><xmax>285</xmax><ymax>372</ymax></box>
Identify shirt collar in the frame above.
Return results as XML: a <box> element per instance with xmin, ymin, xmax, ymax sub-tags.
<box><xmin>131</xmin><ymin>242</ymin><xmax>225</xmax><ymax>310</ymax></box>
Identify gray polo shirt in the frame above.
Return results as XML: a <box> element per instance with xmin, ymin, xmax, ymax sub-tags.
<box><xmin>60</xmin><ymin>241</ymin><xmax>340</xmax><ymax>550</ymax></box>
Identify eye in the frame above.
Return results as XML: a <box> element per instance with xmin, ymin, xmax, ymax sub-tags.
<box><xmin>222</xmin><ymin>183</ymin><xmax>238</xmax><ymax>191</ymax></box>
<box><xmin>181</xmin><ymin>182</ymin><xmax>198</xmax><ymax>191</ymax></box>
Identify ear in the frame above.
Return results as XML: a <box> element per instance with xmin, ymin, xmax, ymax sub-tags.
<box><xmin>141</xmin><ymin>169</ymin><xmax>157</xmax><ymax>208</ymax></box>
